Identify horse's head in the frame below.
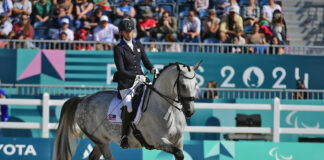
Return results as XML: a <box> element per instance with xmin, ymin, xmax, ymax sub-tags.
<box><xmin>176</xmin><ymin>61</ymin><xmax>202</xmax><ymax>118</ymax></box>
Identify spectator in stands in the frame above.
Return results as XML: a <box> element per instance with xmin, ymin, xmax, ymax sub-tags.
<box><xmin>194</xmin><ymin>0</ymin><xmax>209</xmax><ymax>18</ymax></box>
<box><xmin>293</xmin><ymin>79</ymin><xmax>307</xmax><ymax>99</ymax></box>
<box><xmin>13</xmin><ymin>0</ymin><xmax>32</xmax><ymax>19</ymax></box>
<box><xmin>74</xmin><ymin>28</ymin><xmax>94</xmax><ymax>50</ymax></box>
<box><xmin>261</xmin><ymin>0</ymin><xmax>282</xmax><ymax>25</ymax></box>
<box><xmin>156</xmin><ymin>11</ymin><xmax>177</xmax><ymax>41</ymax></box>
<box><xmin>93</xmin><ymin>15</ymin><xmax>119</xmax><ymax>50</ymax></box>
<box><xmin>34</xmin><ymin>0</ymin><xmax>52</xmax><ymax>28</ymax></box>
<box><xmin>146</xmin><ymin>39</ymin><xmax>158</xmax><ymax>52</ymax></box>
<box><xmin>55</xmin><ymin>31</ymin><xmax>70</xmax><ymax>49</ymax></box>
<box><xmin>271</xmin><ymin>9</ymin><xmax>286</xmax><ymax>43</ymax></box>
<box><xmin>114</xmin><ymin>0</ymin><xmax>135</xmax><ymax>26</ymax></box>
<box><xmin>182</xmin><ymin>10</ymin><xmax>201</xmax><ymax>42</ymax></box>
<box><xmin>51</xmin><ymin>6</ymin><xmax>73</xmax><ymax>29</ymax></box>
<box><xmin>57</xmin><ymin>0</ymin><xmax>73</xmax><ymax>18</ymax></box>
<box><xmin>224</xmin><ymin>0</ymin><xmax>240</xmax><ymax>15</ymax></box>
<box><xmin>202</xmin><ymin>9</ymin><xmax>220</xmax><ymax>41</ymax></box>
<box><xmin>214</xmin><ymin>0</ymin><xmax>228</xmax><ymax>15</ymax></box>
<box><xmin>246</xmin><ymin>22</ymin><xmax>268</xmax><ymax>53</ymax></box>
<box><xmin>165</xmin><ymin>33</ymin><xmax>181</xmax><ymax>52</ymax></box>
<box><xmin>235</xmin><ymin>27</ymin><xmax>245</xmax><ymax>44</ymax></box>
<box><xmin>0</xmin><ymin>0</ymin><xmax>13</xmax><ymax>17</ymax></box>
<box><xmin>229</xmin><ymin>35</ymin><xmax>242</xmax><ymax>53</ymax></box>
<box><xmin>219</xmin><ymin>6</ymin><xmax>243</xmax><ymax>43</ymax></box>
<box><xmin>138</xmin><ymin>9</ymin><xmax>156</xmax><ymax>39</ymax></box>
<box><xmin>269</xmin><ymin>36</ymin><xmax>284</xmax><ymax>54</ymax></box>
<box><xmin>76</xmin><ymin>0</ymin><xmax>93</xmax><ymax>29</ymax></box>
<box><xmin>86</xmin><ymin>8</ymin><xmax>101</xmax><ymax>31</ymax></box>
<box><xmin>93</xmin><ymin>0</ymin><xmax>111</xmax><ymax>13</ymax></box>
<box><xmin>242</xmin><ymin>0</ymin><xmax>260</xmax><ymax>29</ymax></box>
<box><xmin>13</xmin><ymin>13</ymin><xmax>33</xmax><ymax>40</ymax></box>
<box><xmin>135</xmin><ymin>0</ymin><xmax>158</xmax><ymax>23</ymax></box>
<box><xmin>52</xmin><ymin>18</ymin><xmax>74</xmax><ymax>41</ymax></box>
<box><xmin>0</xmin><ymin>13</ymin><xmax>12</xmax><ymax>38</ymax></box>
<box><xmin>0</xmin><ymin>88</ymin><xmax>9</xmax><ymax>122</ymax></box>
<box><xmin>203</xmin><ymin>81</ymin><xmax>218</xmax><ymax>99</ymax></box>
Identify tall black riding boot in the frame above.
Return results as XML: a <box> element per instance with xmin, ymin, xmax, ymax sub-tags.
<box><xmin>120</xmin><ymin>107</ymin><xmax>132</xmax><ymax>149</ymax></box>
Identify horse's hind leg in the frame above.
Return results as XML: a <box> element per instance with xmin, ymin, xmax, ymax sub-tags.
<box><xmin>89</xmin><ymin>145</ymin><xmax>102</xmax><ymax>160</ymax></box>
<box><xmin>98</xmin><ymin>143</ymin><xmax>114</xmax><ymax>160</ymax></box>
<box><xmin>156</xmin><ymin>137</ymin><xmax>184</xmax><ymax>160</ymax></box>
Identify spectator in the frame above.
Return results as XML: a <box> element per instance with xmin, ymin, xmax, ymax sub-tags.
<box><xmin>0</xmin><ymin>0</ymin><xmax>13</xmax><ymax>17</ymax></box>
<box><xmin>271</xmin><ymin>9</ymin><xmax>286</xmax><ymax>43</ymax></box>
<box><xmin>203</xmin><ymin>81</ymin><xmax>218</xmax><ymax>99</ymax></box>
<box><xmin>57</xmin><ymin>0</ymin><xmax>73</xmax><ymax>18</ymax></box>
<box><xmin>51</xmin><ymin>6</ymin><xmax>73</xmax><ymax>29</ymax></box>
<box><xmin>138</xmin><ymin>9</ymin><xmax>156</xmax><ymax>39</ymax></box>
<box><xmin>202</xmin><ymin>9</ymin><xmax>220</xmax><ymax>40</ymax></box>
<box><xmin>75</xmin><ymin>28</ymin><xmax>93</xmax><ymax>50</ymax></box>
<box><xmin>55</xmin><ymin>31</ymin><xmax>70</xmax><ymax>49</ymax></box>
<box><xmin>34</xmin><ymin>0</ymin><xmax>52</xmax><ymax>28</ymax></box>
<box><xmin>52</xmin><ymin>18</ymin><xmax>74</xmax><ymax>40</ymax></box>
<box><xmin>146</xmin><ymin>39</ymin><xmax>158</xmax><ymax>52</ymax></box>
<box><xmin>182</xmin><ymin>10</ymin><xmax>201</xmax><ymax>42</ymax></box>
<box><xmin>0</xmin><ymin>13</ymin><xmax>13</xmax><ymax>38</ymax></box>
<box><xmin>246</xmin><ymin>22</ymin><xmax>267</xmax><ymax>53</ymax></box>
<box><xmin>93</xmin><ymin>0</ymin><xmax>111</xmax><ymax>13</ymax></box>
<box><xmin>219</xmin><ymin>6</ymin><xmax>243</xmax><ymax>43</ymax></box>
<box><xmin>293</xmin><ymin>79</ymin><xmax>307</xmax><ymax>99</ymax></box>
<box><xmin>229</xmin><ymin>35</ymin><xmax>242</xmax><ymax>53</ymax></box>
<box><xmin>76</xmin><ymin>0</ymin><xmax>93</xmax><ymax>29</ymax></box>
<box><xmin>13</xmin><ymin>0</ymin><xmax>32</xmax><ymax>18</ymax></box>
<box><xmin>86</xmin><ymin>8</ymin><xmax>102</xmax><ymax>31</ymax></box>
<box><xmin>224</xmin><ymin>0</ymin><xmax>240</xmax><ymax>15</ymax></box>
<box><xmin>261</xmin><ymin>0</ymin><xmax>282</xmax><ymax>25</ymax></box>
<box><xmin>114</xmin><ymin>0</ymin><xmax>135</xmax><ymax>26</ymax></box>
<box><xmin>165</xmin><ymin>33</ymin><xmax>181</xmax><ymax>52</ymax></box>
<box><xmin>13</xmin><ymin>13</ymin><xmax>33</xmax><ymax>39</ymax></box>
<box><xmin>235</xmin><ymin>27</ymin><xmax>245</xmax><ymax>45</ymax></box>
<box><xmin>156</xmin><ymin>11</ymin><xmax>177</xmax><ymax>41</ymax></box>
<box><xmin>194</xmin><ymin>0</ymin><xmax>209</xmax><ymax>18</ymax></box>
<box><xmin>135</xmin><ymin>0</ymin><xmax>158</xmax><ymax>23</ymax></box>
<box><xmin>269</xmin><ymin>36</ymin><xmax>284</xmax><ymax>54</ymax></box>
<box><xmin>93</xmin><ymin>15</ymin><xmax>118</xmax><ymax>50</ymax></box>
<box><xmin>242</xmin><ymin>0</ymin><xmax>260</xmax><ymax>27</ymax></box>
<box><xmin>0</xmin><ymin>88</ymin><xmax>9</xmax><ymax>122</ymax></box>
<box><xmin>214</xmin><ymin>0</ymin><xmax>228</xmax><ymax>15</ymax></box>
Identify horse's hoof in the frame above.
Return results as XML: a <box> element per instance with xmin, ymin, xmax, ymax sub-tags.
<box><xmin>120</xmin><ymin>136</ymin><xmax>129</xmax><ymax>149</ymax></box>
<box><xmin>175</xmin><ymin>150</ymin><xmax>184</xmax><ymax>160</ymax></box>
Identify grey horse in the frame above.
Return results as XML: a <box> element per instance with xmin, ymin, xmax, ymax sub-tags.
<box><xmin>53</xmin><ymin>62</ymin><xmax>201</xmax><ymax>160</ymax></box>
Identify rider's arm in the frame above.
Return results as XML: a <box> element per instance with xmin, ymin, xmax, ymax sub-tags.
<box><xmin>114</xmin><ymin>46</ymin><xmax>137</xmax><ymax>79</ymax></box>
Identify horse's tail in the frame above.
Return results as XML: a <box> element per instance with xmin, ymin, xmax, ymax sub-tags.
<box><xmin>53</xmin><ymin>97</ymin><xmax>82</xmax><ymax>160</ymax></box>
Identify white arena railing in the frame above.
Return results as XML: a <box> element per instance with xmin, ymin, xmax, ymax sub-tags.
<box><xmin>1</xmin><ymin>83</ymin><xmax>324</xmax><ymax>100</ymax></box>
<box><xmin>1</xmin><ymin>39</ymin><xmax>324</xmax><ymax>55</ymax></box>
<box><xmin>1</xmin><ymin>93</ymin><xmax>324</xmax><ymax>142</ymax></box>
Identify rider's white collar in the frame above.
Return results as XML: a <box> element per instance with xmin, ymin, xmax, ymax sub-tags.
<box><xmin>123</xmin><ymin>38</ymin><xmax>133</xmax><ymax>51</ymax></box>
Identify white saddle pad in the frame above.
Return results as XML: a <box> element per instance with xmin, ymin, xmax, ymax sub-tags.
<box><xmin>107</xmin><ymin>87</ymin><xmax>145</xmax><ymax>124</ymax></box>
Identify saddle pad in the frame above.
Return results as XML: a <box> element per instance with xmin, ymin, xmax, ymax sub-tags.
<box><xmin>107</xmin><ymin>87</ymin><xmax>145</xmax><ymax>124</ymax></box>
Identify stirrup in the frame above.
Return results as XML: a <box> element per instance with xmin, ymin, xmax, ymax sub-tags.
<box><xmin>120</xmin><ymin>135</ymin><xmax>129</xmax><ymax>149</ymax></box>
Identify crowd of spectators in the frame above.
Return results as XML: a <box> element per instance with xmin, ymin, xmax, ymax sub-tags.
<box><xmin>0</xmin><ymin>0</ymin><xmax>287</xmax><ymax>53</ymax></box>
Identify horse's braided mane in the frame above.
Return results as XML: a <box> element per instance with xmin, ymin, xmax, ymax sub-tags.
<box><xmin>156</xmin><ymin>62</ymin><xmax>190</xmax><ymax>79</ymax></box>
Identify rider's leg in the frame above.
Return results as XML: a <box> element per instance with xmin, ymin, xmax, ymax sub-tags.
<box><xmin>119</xmin><ymin>89</ymin><xmax>133</xmax><ymax>149</ymax></box>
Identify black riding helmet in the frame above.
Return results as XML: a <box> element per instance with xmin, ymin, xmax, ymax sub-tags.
<box><xmin>118</xmin><ymin>18</ymin><xmax>135</xmax><ymax>32</ymax></box>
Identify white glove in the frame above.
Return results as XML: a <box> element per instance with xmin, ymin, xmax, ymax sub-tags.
<box><xmin>151</xmin><ymin>68</ymin><xmax>159</xmax><ymax>75</ymax></box>
<box><xmin>136</xmin><ymin>75</ymin><xmax>146</xmax><ymax>83</ymax></box>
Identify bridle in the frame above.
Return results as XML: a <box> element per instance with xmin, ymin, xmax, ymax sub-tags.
<box><xmin>145</xmin><ymin>63</ymin><xmax>196</xmax><ymax>112</ymax></box>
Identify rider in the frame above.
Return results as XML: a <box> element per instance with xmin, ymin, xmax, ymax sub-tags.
<box><xmin>113</xmin><ymin>18</ymin><xmax>158</xmax><ymax>149</ymax></box>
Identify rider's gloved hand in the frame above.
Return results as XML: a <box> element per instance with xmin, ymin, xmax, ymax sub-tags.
<box><xmin>151</xmin><ymin>68</ymin><xmax>159</xmax><ymax>75</ymax></box>
<box><xmin>136</xmin><ymin>75</ymin><xmax>147</xmax><ymax>83</ymax></box>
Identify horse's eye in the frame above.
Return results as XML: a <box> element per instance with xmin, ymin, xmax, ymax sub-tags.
<box><xmin>181</xmin><ymin>84</ymin><xmax>186</xmax><ymax>89</ymax></box>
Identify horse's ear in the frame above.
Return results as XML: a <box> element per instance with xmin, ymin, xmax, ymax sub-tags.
<box><xmin>193</xmin><ymin>60</ymin><xmax>202</xmax><ymax>71</ymax></box>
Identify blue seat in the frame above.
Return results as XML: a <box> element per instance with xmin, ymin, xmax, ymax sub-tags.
<box><xmin>259</xmin><ymin>0</ymin><xmax>269</xmax><ymax>6</ymax></box>
<box><xmin>158</xmin><ymin>4</ymin><xmax>175</xmax><ymax>16</ymax></box>
<box><xmin>177</xmin><ymin>0</ymin><xmax>188</xmax><ymax>4</ymax></box>
<box><xmin>178</xmin><ymin>4</ymin><xmax>191</xmax><ymax>17</ymax></box>
<box><xmin>239</xmin><ymin>0</ymin><xmax>249</xmax><ymax>6</ymax></box>
<box><xmin>156</xmin><ymin>0</ymin><xmax>173</xmax><ymax>4</ymax></box>
<box><xmin>139</xmin><ymin>37</ymin><xmax>152</xmax><ymax>42</ymax></box>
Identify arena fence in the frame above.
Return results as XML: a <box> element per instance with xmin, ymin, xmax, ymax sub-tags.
<box><xmin>1</xmin><ymin>83</ymin><xmax>323</xmax><ymax>100</ymax></box>
<box><xmin>0</xmin><ymin>93</ymin><xmax>324</xmax><ymax>142</ymax></box>
<box><xmin>1</xmin><ymin>39</ymin><xmax>324</xmax><ymax>55</ymax></box>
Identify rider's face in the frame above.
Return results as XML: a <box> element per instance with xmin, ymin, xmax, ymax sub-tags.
<box><xmin>122</xmin><ymin>30</ymin><xmax>134</xmax><ymax>41</ymax></box>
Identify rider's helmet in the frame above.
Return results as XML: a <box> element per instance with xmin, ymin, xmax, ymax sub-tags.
<box><xmin>118</xmin><ymin>18</ymin><xmax>135</xmax><ymax>32</ymax></box>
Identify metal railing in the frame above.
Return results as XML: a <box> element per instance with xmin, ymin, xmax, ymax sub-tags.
<box><xmin>1</xmin><ymin>83</ymin><xmax>324</xmax><ymax>100</ymax></box>
<box><xmin>1</xmin><ymin>93</ymin><xmax>324</xmax><ymax>142</ymax></box>
<box><xmin>1</xmin><ymin>39</ymin><xmax>324</xmax><ymax>55</ymax></box>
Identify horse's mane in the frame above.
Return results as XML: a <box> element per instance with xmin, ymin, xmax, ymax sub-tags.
<box><xmin>153</xmin><ymin>62</ymin><xmax>192</xmax><ymax>85</ymax></box>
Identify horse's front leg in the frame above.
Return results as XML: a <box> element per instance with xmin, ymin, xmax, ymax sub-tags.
<box><xmin>156</xmin><ymin>137</ymin><xmax>184</xmax><ymax>160</ymax></box>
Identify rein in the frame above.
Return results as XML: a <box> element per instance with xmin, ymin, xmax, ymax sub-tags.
<box><xmin>144</xmin><ymin>63</ymin><xmax>196</xmax><ymax>112</ymax></box>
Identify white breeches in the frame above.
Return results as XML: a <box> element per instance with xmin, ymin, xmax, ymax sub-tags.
<box><xmin>119</xmin><ymin>81</ymin><xmax>142</xmax><ymax>113</ymax></box>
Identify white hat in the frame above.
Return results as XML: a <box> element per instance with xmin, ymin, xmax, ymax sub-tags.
<box><xmin>229</xmin><ymin>6</ymin><xmax>239</xmax><ymax>14</ymax></box>
<box><xmin>100</xmin><ymin>15</ymin><xmax>109</xmax><ymax>22</ymax></box>
<box><xmin>62</xmin><ymin>18</ymin><xmax>69</xmax><ymax>24</ymax></box>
